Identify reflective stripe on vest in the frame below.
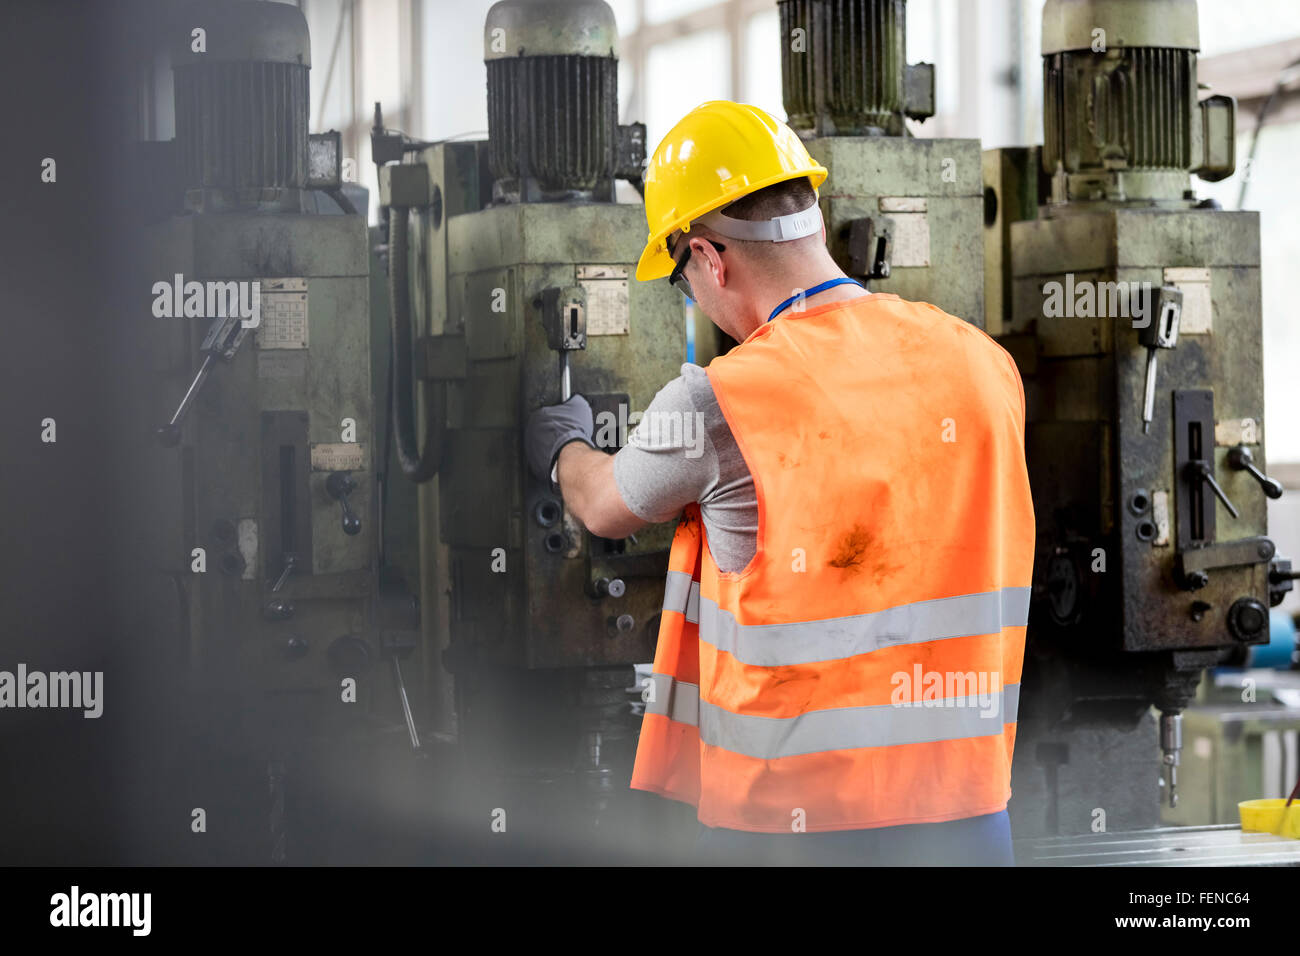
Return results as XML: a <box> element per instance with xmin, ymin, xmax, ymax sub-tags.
<box><xmin>643</xmin><ymin>672</ymin><xmax>701</xmax><ymax>726</ymax></box>
<box><xmin>647</xmin><ymin>672</ymin><xmax>1019</xmax><ymax>757</ymax></box>
<box><xmin>697</xmin><ymin>583</ymin><xmax>1029</xmax><ymax>667</ymax></box>
<box><xmin>662</xmin><ymin>570</ymin><xmax>701</xmax><ymax>624</ymax></box>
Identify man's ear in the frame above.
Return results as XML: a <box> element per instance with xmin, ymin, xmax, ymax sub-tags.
<box><xmin>695</xmin><ymin>237</ymin><xmax>727</xmax><ymax>288</ymax></box>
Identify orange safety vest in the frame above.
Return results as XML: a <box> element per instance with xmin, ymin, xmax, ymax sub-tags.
<box><xmin>630</xmin><ymin>293</ymin><xmax>1035</xmax><ymax>832</ymax></box>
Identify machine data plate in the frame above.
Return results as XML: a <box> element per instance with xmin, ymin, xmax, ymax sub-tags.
<box><xmin>310</xmin><ymin>442</ymin><xmax>366</xmax><ymax>471</ymax></box>
<box><xmin>256</xmin><ymin>277</ymin><xmax>309</xmax><ymax>349</ymax></box>
<box><xmin>1216</xmin><ymin>418</ymin><xmax>1259</xmax><ymax>446</ymax></box>
<box><xmin>578</xmin><ymin>265</ymin><xmax>630</xmax><ymax>335</ymax></box>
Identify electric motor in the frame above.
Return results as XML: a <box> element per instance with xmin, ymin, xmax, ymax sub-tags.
<box><xmin>484</xmin><ymin>0</ymin><xmax>640</xmax><ymax>202</ymax></box>
<box><xmin>172</xmin><ymin>0</ymin><xmax>311</xmax><ymax>211</ymax></box>
<box><xmin>779</xmin><ymin>0</ymin><xmax>934</xmax><ymax>137</ymax></box>
<box><xmin>1040</xmin><ymin>0</ymin><xmax>1235</xmax><ymax>206</ymax></box>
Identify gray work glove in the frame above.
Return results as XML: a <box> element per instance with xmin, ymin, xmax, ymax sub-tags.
<box><xmin>525</xmin><ymin>394</ymin><xmax>596</xmax><ymax>486</ymax></box>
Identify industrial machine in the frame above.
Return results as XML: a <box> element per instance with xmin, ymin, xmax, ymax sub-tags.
<box><xmin>116</xmin><ymin>0</ymin><xmax>1296</xmax><ymax>863</ymax></box>
<box><xmin>777</xmin><ymin>0</ymin><xmax>985</xmax><ymax>328</ymax></box>
<box><xmin>375</xmin><ymin>0</ymin><xmax>685</xmax><ymax>842</ymax></box>
<box><xmin>137</xmin><ymin>1</ymin><xmax>412</xmax><ymax>857</ymax></box>
<box><xmin>984</xmin><ymin>0</ymin><xmax>1293</xmax><ymax>838</ymax></box>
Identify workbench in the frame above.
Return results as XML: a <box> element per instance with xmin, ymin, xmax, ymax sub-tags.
<box><xmin>1020</xmin><ymin>824</ymin><xmax>1300</xmax><ymax>866</ymax></box>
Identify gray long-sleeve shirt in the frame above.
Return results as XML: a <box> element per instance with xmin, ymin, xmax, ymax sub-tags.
<box><xmin>612</xmin><ymin>363</ymin><xmax>757</xmax><ymax>574</ymax></box>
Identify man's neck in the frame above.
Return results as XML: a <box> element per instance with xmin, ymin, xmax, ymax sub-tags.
<box><xmin>739</xmin><ymin>263</ymin><xmax>871</xmax><ymax>340</ymax></box>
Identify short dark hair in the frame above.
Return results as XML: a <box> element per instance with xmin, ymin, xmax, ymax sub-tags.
<box><xmin>720</xmin><ymin>176</ymin><xmax>817</xmax><ymax>222</ymax></box>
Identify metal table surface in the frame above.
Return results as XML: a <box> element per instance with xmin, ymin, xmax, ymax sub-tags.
<box><xmin>1019</xmin><ymin>824</ymin><xmax>1300</xmax><ymax>866</ymax></box>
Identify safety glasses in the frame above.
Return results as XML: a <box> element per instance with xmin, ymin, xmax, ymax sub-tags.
<box><xmin>667</xmin><ymin>236</ymin><xmax>725</xmax><ymax>301</ymax></box>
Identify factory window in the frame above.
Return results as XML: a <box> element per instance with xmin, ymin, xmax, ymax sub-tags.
<box><xmin>646</xmin><ymin>0</ymin><xmax>720</xmax><ymax>26</ymax></box>
<box><xmin>1199</xmin><ymin>0</ymin><xmax>1300</xmax><ymax>57</ymax></box>
<box><xmin>743</xmin><ymin>9</ymin><xmax>782</xmax><ymax>118</ymax></box>
<box><xmin>644</xmin><ymin>29</ymin><xmax>731</xmax><ymax>148</ymax></box>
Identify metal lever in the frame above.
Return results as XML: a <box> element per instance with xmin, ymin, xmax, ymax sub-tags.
<box><xmin>1227</xmin><ymin>445</ymin><xmax>1284</xmax><ymax>499</ymax></box>
<box><xmin>263</xmin><ymin>553</ymin><xmax>297</xmax><ymax>621</ymax></box>
<box><xmin>325</xmin><ymin>472</ymin><xmax>362</xmax><ymax>535</ymax></box>
<box><xmin>392</xmin><ymin>656</ymin><xmax>421</xmax><ymax>752</ymax></box>
<box><xmin>846</xmin><ymin>216</ymin><xmax>892</xmax><ymax>280</ymax></box>
<box><xmin>1184</xmin><ymin>460</ymin><xmax>1240</xmax><ymax>519</ymax></box>
<box><xmin>156</xmin><ymin>314</ymin><xmax>251</xmax><ymax>446</ymax></box>
<box><xmin>1139</xmin><ymin>286</ymin><xmax>1182</xmax><ymax>434</ymax></box>
<box><xmin>537</xmin><ymin>286</ymin><xmax>586</xmax><ymax>403</ymax></box>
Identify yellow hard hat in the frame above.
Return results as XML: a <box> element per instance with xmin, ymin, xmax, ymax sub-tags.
<box><xmin>636</xmin><ymin>101</ymin><xmax>829</xmax><ymax>281</ymax></box>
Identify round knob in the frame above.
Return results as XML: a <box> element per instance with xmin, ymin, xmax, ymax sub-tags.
<box><xmin>593</xmin><ymin>577</ymin><xmax>626</xmax><ymax>598</ymax></box>
<box><xmin>263</xmin><ymin>597</ymin><xmax>295</xmax><ymax>621</ymax></box>
<box><xmin>1183</xmin><ymin>570</ymin><xmax>1210</xmax><ymax>591</ymax></box>
<box><xmin>1227</xmin><ymin>597</ymin><xmax>1269</xmax><ymax>642</ymax></box>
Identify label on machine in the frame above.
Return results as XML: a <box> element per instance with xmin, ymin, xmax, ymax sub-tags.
<box><xmin>578</xmin><ymin>265</ymin><xmax>630</xmax><ymax>335</ymax></box>
<box><xmin>1164</xmin><ymin>268</ymin><xmax>1212</xmax><ymax>335</ymax></box>
<box><xmin>1215</xmin><ymin>418</ymin><xmax>1259</xmax><ymax>446</ymax></box>
<box><xmin>255</xmin><ymin>277</ymin><xmax>309</xmax><ymax>349</ymax></box>
<box><xmin>1151</xmin><ymin>490</ymin><xmax>1171</xmax><ymax>547</ymax></box>
<box><xmin>879</xmin><ymin>197</ymin><xmax>931</xmax><ymax>268</ymax></box>
<box><xmin>310</xmin><ymin>442</ymin><xmax>366</xmax><ymax>472</ymax></box>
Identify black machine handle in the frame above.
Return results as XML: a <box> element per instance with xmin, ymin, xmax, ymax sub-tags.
<box><xmin>156</xmin><ymin>314</ymin><xmax>251</xmax><ymax>446</ymax></box>
<box><xmin>263</xmin><ymin>553</ymin><xmax>298</xmax><ymax>621</ymax></box>
<box><xmin>1183</xmin><ymin>460</ymin><xmax>1240</xmax><ymax>519</ymax></box>
<box><xmin>326</xmin><ymin>471</ymin><xmax>363</xmax><ymax>536</ymax></box>
<box><xmin>1227</xmin><ymin>445</ymin><xmax>1284</xmax><ymax>500</ymax></box>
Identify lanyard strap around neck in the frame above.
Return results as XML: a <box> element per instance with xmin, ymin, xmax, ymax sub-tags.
<box><xmin>767</xmin><ymin>277</ymin><xmax>866</xmax><ymax>323</ymax></box>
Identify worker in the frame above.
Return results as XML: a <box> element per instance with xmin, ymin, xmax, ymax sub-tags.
<box><xmin>525</xmin><ymin>101</ymin><xmax>1035</xmax><ymax>866</ymax></box>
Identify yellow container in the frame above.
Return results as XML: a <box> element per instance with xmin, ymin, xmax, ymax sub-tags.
<box><xmin>1238</xmin><ymin>799</ymin><xmax>1300</xmax><ymax>838</ymax></box>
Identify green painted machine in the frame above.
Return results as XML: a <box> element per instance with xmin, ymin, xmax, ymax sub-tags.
<box><xmin>984</xmin><ymin>0</ymin><xmax>1292</xmax><ymax>838</ymax></box>
<box><xmin>142</xmin><ymin>2</ymin><xmax>394</xmax><ymax>773</ymax></box>
<box><xmin>376</xmin><ymin>0</ymin><xmax>684</xmax><ymax>806</ymax></box>
<box><xmin>777</xmin><ymin>0</ymin><xmax>985</xmax><ymax>328</ymax></box>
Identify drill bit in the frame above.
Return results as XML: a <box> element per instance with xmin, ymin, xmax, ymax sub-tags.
<box><xmin>1160</xmin><ymin>711</ymin><xmax>1183</xmax><ymax>809</ymax></box>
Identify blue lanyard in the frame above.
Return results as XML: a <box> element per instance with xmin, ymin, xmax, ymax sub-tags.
<box><xmin>767</xmin><ymin>277</ymin><xmax>866</xmax><ymax>323</ymax></box>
